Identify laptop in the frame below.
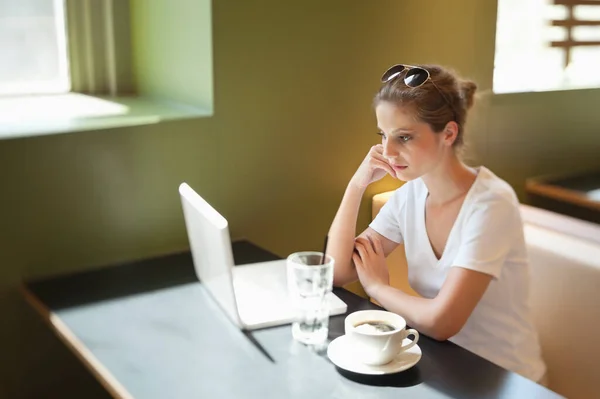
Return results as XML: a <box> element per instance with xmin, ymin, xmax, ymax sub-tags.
<box><xmin>179</xmin><ymin>182</ymin><xmax>347</xmax><ymax>330</ymax></box>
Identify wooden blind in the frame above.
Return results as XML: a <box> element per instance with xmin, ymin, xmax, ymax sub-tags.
<box><xmin>550</xmin><ymin>0</ymin><xmax>600</xmax><ymax>67</ymax></box>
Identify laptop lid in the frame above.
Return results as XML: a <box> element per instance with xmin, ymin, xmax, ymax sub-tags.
<box><xmin>178</xmin><ymin>182</ymin><xmax>245</xmax><ymax>328</ymax></box>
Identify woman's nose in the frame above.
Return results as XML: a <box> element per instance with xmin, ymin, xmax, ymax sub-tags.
<box><xmin>382</xmin><ymin>140</ymin><xmax>398</xmax><ymax>159</ymax></box>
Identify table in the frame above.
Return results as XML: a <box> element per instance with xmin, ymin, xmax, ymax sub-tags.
<box><xmin>526</xmin><ymin>169</ymin><xmax>600</xmax><ymax>223</ymax></box>
<box><xmin>22</xmin><ymin>241</ymin><xmax>564</xmax><ymax>399</ymax></box>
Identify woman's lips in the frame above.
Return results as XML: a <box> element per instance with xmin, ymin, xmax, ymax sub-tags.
<box><xmin>392</xmin><ymin>165</ymin><xmax>408</xmax><ymax>171</ymax></box>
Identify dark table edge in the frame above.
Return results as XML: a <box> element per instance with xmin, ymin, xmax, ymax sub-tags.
<box><xmin>525</xmin><ymin>177</ymin><xmax>599</xmax><ymax>211</ymax></box>
<box><xmin>20</xmin><ymin>283</ymin><xmax>134</xmax><ymax>399</ymax></box>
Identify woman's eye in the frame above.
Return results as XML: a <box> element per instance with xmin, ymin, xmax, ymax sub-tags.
<box><xmin>398</xmin><ymin>135</ymin><xmax>411</xmax><ymax>143</ymax></box>
<box><xmin>376</xmin><ymin>131</ymin><xmax>386</xmax><ymax>140</ymax></box>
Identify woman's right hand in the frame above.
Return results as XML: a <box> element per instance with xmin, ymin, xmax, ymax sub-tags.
<box><xmin>350</xmin><ymin>144</ymin><xmax>396</xmax><ymax>190</ymax></box>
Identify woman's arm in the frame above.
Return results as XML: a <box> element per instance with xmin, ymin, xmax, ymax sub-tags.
<box><xmin>327</xmin><ymin>182</ymin><xmax>364</xmax><ymax>287</ymax></box>
<box><xmin>327</xmin><ymin>144</ymin><xmax>397</xmax><ymax>287</ymax></box>
<box><xmin>330</xmin><ymin>225</ymin><xmax>400</xmax><ymax>287</ymax></box>
<box><xmin>370</xmin><ymin>268</ymin><xmax>492</xmax><ymax>341</ymax></box>
<box><xmin>354</xmin><ymin>236</ymin><xmax>492</xmax><ymax>341</ymax></box>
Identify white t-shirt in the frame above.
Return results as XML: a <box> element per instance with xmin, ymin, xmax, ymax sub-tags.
<box><xmin>369</xmin><ymin>166</ymin><xmax>546</xmax><ymax>382</ymax></box>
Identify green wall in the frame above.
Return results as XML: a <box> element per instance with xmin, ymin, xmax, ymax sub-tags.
<box><xmin>131</xmin><ymin>0</ymin><xmax>213</xmax><ymax>109</ymax></box>
<box><xmin>2</xmin><ymin>0</ymin><xmax>599</xmax><ymax>397</ymax></box>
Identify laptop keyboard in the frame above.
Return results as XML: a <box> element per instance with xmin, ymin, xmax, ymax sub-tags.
<box><xmin>231</xmin><ymin>261</ymin><xmax>295</xmax><ymax>326</ymax></box>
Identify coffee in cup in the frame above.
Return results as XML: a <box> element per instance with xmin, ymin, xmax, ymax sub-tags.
<box><xmin>344</xmin><ymin>310</ymin><xmax>419</xmax><ymax>366</ymax></box>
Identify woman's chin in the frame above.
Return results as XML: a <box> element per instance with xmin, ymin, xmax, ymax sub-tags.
<box><xmin>394</xmin><ymin>168</ymin><xmax>416</xmax><ymax>181</ymax></box>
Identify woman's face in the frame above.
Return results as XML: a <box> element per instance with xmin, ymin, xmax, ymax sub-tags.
<box><xmin>375</xmin><ymin>101</ymin><xmax>450</xmax><ymax>181</ymax></box>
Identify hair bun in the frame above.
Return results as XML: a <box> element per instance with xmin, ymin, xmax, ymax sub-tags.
<box><xmin>460</xmin><ymin>80</ymin><xmax>477</xmax><ymax>109</ymax></box>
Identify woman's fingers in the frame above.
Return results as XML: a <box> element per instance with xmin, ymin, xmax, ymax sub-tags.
<box><xmin>369</xmin><ymin>144</ymin><xmax>384</xmax><ymax>155</ymax></box>
<box><xmin>367</xmin><ymin>235</ymin><xmax>383</xmax><ymax>256</ymax></box>
<box><xmin>354</xmin><ymin>240</ymin><xmax>367</xmax><ymax>258</ymax></box>
<box><xmin>352</xmin><ymin>252</ymin><xmax>363</xmax><ymax>269</ymax></box>
<box><xmin>372</xmin><ymin>235</ymin><xmax>384</xmax><ymax>256</ymax></box>
<box><xmin>356</xmin><ymin>237</ymin><xmax>375</xmax><ymax>257</ymax></box>
<box><xmin>367</xmin><ymin>235</ymin><xmax>382</xmax><ymax>256</ymax></box>
<box><xmin>372</xmin><ymin>159</ymin><xmax>395</xmax><ymax>177</ymax></box>
<box><xmin>369</xmin><ymin>145</ymin><xmax>395</xmax><ymax>176</ymax></box>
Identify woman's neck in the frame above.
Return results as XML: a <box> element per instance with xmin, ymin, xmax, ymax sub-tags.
<box><xmin>421</xmin><ymin>155</ymin><xmax>478</xmax><ymax>206</ymax></box>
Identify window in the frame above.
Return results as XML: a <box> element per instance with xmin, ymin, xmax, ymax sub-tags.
<box><xmin>0</xmin><ymin>0</ymin><xmax>212</xmax><ymax>139</ymax></box>
<box><xmin>0</xmin><ymin>0</ymin><xmax>133</xmax><ymax>98</ymax></box>
<box><xmin>494</xmin><ymin>0</ymin><xmax>600</xmax><ymax>94</ymax></box>
<box><xmin>0</xmin><ymin>0</ymin><xmax>70</xmax><ymax>96</ymax></box>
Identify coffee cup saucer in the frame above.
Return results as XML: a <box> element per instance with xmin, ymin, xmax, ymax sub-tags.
<box><xmin>327</xmin><ymin>335</ymin><xmax>422</xmax><ymax>375</ymax></box>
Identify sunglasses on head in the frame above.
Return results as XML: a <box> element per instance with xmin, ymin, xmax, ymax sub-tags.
<box><xmin>380</xmin><ymin>64</ymin><xmax>456</xmax><ymax>121</ymax></box>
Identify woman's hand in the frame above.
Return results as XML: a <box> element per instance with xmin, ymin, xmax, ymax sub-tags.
<box><xmin>353</xmin><ymin>235</ymin><xmax>390</xmax><ymax>297</ymax></box>
<box><xmin>350</xmin><ymin>145</ymin><xmax>396</xmax><ymax>190</ymax></box>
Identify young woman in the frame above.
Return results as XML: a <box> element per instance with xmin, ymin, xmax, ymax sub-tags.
<box><xmin>327</xmin><ymin>64</ymin><xmax>547</xmax><ymax>384</ymax></box>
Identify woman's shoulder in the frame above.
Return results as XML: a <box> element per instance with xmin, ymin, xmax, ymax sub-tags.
<box><xmin>464</xmin><ymin>166</ymin><xmax>522</xmax><ymax>224</ymax></box>
<box><xmin>471</xmin><ymin>166</ymin><xmax>520</xmax><ymax>207</ymax></box>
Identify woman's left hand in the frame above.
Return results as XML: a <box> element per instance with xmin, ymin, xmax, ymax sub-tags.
<box><xmin>353</xmin><ymin>235</ymin><xmax>390</xmax><ymax>298</ymax></box>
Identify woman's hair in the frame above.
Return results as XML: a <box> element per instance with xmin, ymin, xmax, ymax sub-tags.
<box><xmin>373</xmin><ymin>64</ymin><xmax>477</xmax><ymax>147</ymax></box>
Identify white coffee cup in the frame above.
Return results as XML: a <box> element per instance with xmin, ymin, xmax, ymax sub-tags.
<box><xmin>344</xmin><ymin>310</ymin><xmax>419</xmax><ymax>366</ymax></box>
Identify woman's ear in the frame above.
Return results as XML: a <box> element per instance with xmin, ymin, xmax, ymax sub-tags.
<box><xmin>443</xmin><ymin>121</ymin><xmax>459</xmax><ymax>147</ymax></box>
